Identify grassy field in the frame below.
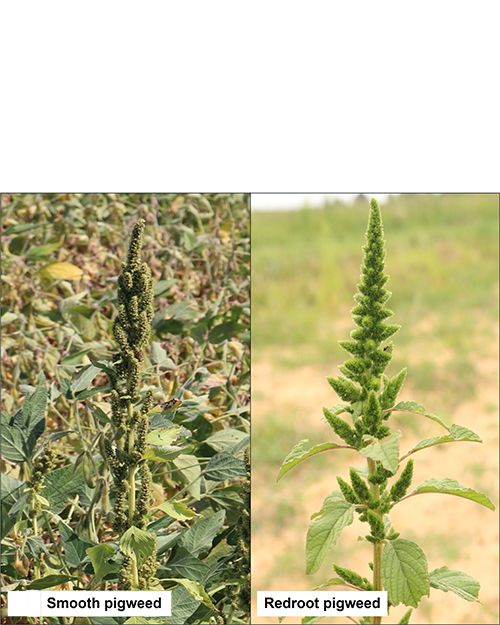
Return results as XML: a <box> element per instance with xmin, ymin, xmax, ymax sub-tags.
<box><xmin>251</xmin><ymin>194</ymin><xmax>499</xmax><ymax>624</ymax></box>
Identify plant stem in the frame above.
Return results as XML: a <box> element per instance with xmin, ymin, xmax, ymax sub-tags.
<box><xmin>127</xmin><ymin>402</ymin><xmax>136</xmax><ymax>526</ymax></box>
<box><xmin>367</xmin><ymin>458</ymin><xmax>383</xmax><ymax>625</ymax></box>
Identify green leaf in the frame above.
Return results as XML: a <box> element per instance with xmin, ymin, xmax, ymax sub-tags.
<box><xmin>1</xmin><ymin>312</ymin><xmax>20</xmax><ymax>326</ymax></box>
<box><xmin>144</xmin><ymin>445</ymin><xmax>186</xmax><ymax>462</ymax></box>
<box><xmin>58</xmin><ymin>521</ymin><xmax>97</xmax><ymax>568</ymax></box>
<box><xmin>147</xmin><ymin>425</ymin><xmax>181</xmax><ymax>446</ymax></box>
<box><xmin>172</xmin><ymin>455</ymin><xmax>201</xmax><ymax>500</ymax></box>
<box><xmin>204</xmin><ymin>428</ymin><xmax>249</xmax><ymax>452</ymax></box>
<box><xmin>359</xmin><ymin>430</ymin><xmax>401</xmax><ymax>473</ymax></box>
<box><xmin>166</xmin><ymin>585</ymin><xmax>200</xmax><ymax>624</ymax></box>
<box><xmin>70</xmin><ymin>365</ymin><xmax>101</xmax><ymax>394</ymax></box>
<box><xmin>409</xmin><ymin>478</ymin><xmax>495</xmax><ymax>510</ymax></box>
<box><xmin>204</xmin><ymin>451</ymin><xmax>245</xmax><ymax>482</ymax></box>
<box><xmin>1</xmin><ymin>424</ymin><xmax>31</xmax><ymax>463</ymax></box>
<box><xmin>25</xmin><ymin>574</ymin><xmax>80</xmax><ymax>590</ymax></box>
<box><xmin>208</xmin><ymin>321</ymin><xmax>247</xmax><ymax>344</ymax></box>
<box><xmin>25</xmin><ymin>243</ymin><xmax>60</xmax><ymax>260</ymax></box>
<box><xmin>306</xmin><ymin>501</ymin><xmax>355</xmax><ymax>574</ymax></box>
<box><xmin>406</xmin><ymin>425</ymin><xmax>482</xmax><ymax>457</ymax></box>
<box><xmin>150</xmin><ymin>342</ymin><xmax>177</xmax><ymax>369</ymax></box>
<box><xmin>156</xmin><ymin>500</ymin><xmax>198</xmax><ymax>521</ymax></box>
<box><xmin>392</xmin><ymin>401</ymin><xmax>450</xmax><ymax>431</ymax></box>
<box><xmin>120</xmin><ymin>526</ymin><xmax>156</xmax><ymax>568</ymax></box>
<box><xmin>398</xmin><ymin>608</ymin><xmax>413</xmax><ymax>624</ymax></box>
<box><xmin>309</xmin><ymin>578</ymin><xmax>346</xmax><ymax>591</ymax></box>
<box><xmin>163</xmin><ymin>547</ymin><xmax>209</xmax><ymax>584</ymax></box>
<box><xmin>167</xmin><ymin>578</ymin><xmax>216</xmax><ymax>610</ymax></box>
<box><xmin>429</xmin><ymin>566</ymin><xmax>481</xmax><ymax>602</ymax></box>
<box><xmin>43</xmin><ymin>465</ymin><xmax>91</xmax><ymax>514</ymax></box>
<box><xmin>178</xmin><ymin>510</ymin><xmax>225</xmax><ymax>555</ymax></box>
<box><xmin>277</xmin><ymin>439</ymin><xmax>347</xmax><ymax>482</ymax></box>
<box><xmin>86</xmin><ymin>543</ymin><xmax>116</xmax><ymax>583</ymax></box>
<box><xmin>381</xmin><ymin>539</ymin><xmax>429</xmax><ymax>608</ymax></box>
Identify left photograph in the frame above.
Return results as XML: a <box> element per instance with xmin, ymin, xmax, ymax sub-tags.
<box><xmin>1</xmin><ymin>193</ymin><xmax>250</xmax><ymax>624</ymax></box>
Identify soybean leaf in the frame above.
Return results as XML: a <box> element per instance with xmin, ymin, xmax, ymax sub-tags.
<box><xmin>144</xmin><ymin>445</ymin><xmax>186</xmax><ymax>462</ymax></box>
<box><xmin>359</xmin><ymin>430</ymin><xmax>401</xmax><ymax>473</ymax></box>
<box><xmin>1</xmin><ymin>424</ymin><xmax>30</xmax><ymax>463</ymax></box>
<box><xmin>277</xmin><ymin>439</ymin><xmax>347</xmax><ymax>482</ymax></box>
<box><xmin>178</xmin><ymin>510</ymin><xmax>225</xmax><ymax>556</ymax></box>
<box><xmin>381</xmin><ymin>539</ymin><xmax>429</xmax><ymax>608</ymax></box>
<box><xmin>306</xmin><ymin>501</ymin><xmax>355</xmax><ymax>574</ymax></box>
<box><xmin>429</xmin><ymin>566</ymin><xmax>481</xmax><ymax>602</ymax></box>
<box><xmin>408</xmin><ymin>478</ymin><xmax>495</xmax><ymax>510</ymax></box>
<box><xmin>37</xmin><ymin>261</ymin><xmax>83</xmax><ymax>281</ymax></box>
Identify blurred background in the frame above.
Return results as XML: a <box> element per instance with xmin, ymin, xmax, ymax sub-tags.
<box><xmin>251</xmin><ymin>194</ymin><xmax>499</xmax><ymax>624</ymax></box>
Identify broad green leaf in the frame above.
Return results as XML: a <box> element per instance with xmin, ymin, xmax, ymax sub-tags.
<box><xmin>205</xmin><ymin>428</ymin><xmax>248</xmax><ymax>452</ymax></box>
<box><xmin>277</xmin><ymin>439</ymin><xmax>347</xmax><ymax>482</ymax></box>
<box><xmin>58</xmin><ymin>521</ymin><xmax>97</xmax><ymax>568</ymax></box>
<box><xmin>150</xmin><ymin>342</ymin><xmax>177</xmax><ymax>369</ymax></box>
<box><xmin>86</xmin><ymin>543</ymin><xmax>116</xmax><ymax>583</ymax></box>
<box><xmin>381</xmin><ymin>539</ymin><xmax>429</xmax><ymax>608</ymax></box>
<box><xmin>25</xmin><ymin>574</ymin><xmax>79</xmax><ymax>590</ymax></box>
<box><xmin>1</xmin><ymin>424</ymin><xmax>30</xmax><ymax>462</ymax></box>
<box><xmin>392</xmin><ymin>401</ymin><xmax>450</xmax><ymax>431</ymax></box>
<box><xmin>204</xmin><ymin>451</ymin><xmax>245</xmax><ymax>481</ymax></box>
<box><xmin>406</xmin><ymin>425</ymin><xmax>482</xmax><ymax>457</ymax></box>
<box><xmin>359</xmin><ymin>430</ymin><xmax>401</xmax><ymax>473</ymax></box>
<box><xmin>306</xmin><ymin>501</ymin><xmax>355</xmax><ymax>574</ymax></box>
<box><xmin>172</xmin><ymin>455</ymin><xmax>201</xmax><ymax>499</ymax></box>
<box><xmin>71</xmin><ymin>365</ymin><xmax>101</xmax><ymax>394</ymax></box>
<box><xmin>429</xmin><ymin>566</ymin><xmax>481</xmax><ymax>602</ymax></box>
<box><xmin>144</xmin><ymin>445</ymin><xmax>186</xmax><ymax>462</ymax></box>
<box><xmin>179</xmin><ymin>510</ymin><xmax>225</xmax><ymax>555</ymax></box>
<box><xmin>120</xmin><ymin>526</ymin><xmax>156</xmax><ymax>568</ymax></box>
<box><xmin>156</xmin><ymin>500</ymin><xmax>199</xmax><ymax>521</ymax></box>
<box><xmin>166</xmin><ymin>578</ymin><xmax>216</xmax><ymax>610</ymax></box>
<box><xmin>147</xmin><ymin>425</ymin><xmax>181</xmax><ymax>446</ymax></box>
<box><xmin>43</xmin><ymin>465</ymin><xmax>92</xmax><ymax>514</ymax></box>
<box><xmin>38</xmin><ymin>262</ymin><xmax>83</xmax><ymax>281</ymax></box>
<box><xmin>163</xmin><ymin>547</ymin><xmax>209</xmax><ymax>584</ymax></box>
<box><xmin>166</xmin><ymin>585</ymin><xmax>200</xmax><ymax>624</ymax></box>
<box><xmin>409</xmin><ymin>478</ymin><xmax>495</xmax><ymax>510</ymax></box>
<box><xmin>208</xmin><ymin>321</ymin><xmax>246</xmax><ymax>344</ymax></box>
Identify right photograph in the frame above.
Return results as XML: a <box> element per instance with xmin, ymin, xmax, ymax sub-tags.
<box><xmin>251</xmin><ymin>194</ymin><xmax>499</xmax><ymax>625</ymax></box>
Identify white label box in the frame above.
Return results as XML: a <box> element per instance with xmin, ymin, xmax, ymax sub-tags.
<box><xmin>8</xmin><ymin>590</ymin><xmax>171</xmax><ymax>617</ymax></box>
<box><xmin>257</xmin><ymin>590</ymin><xmax>387</xmax><ymax>617</ymax></box>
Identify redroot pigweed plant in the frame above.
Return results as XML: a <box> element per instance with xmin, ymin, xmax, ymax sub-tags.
<box><xmin>277</xmin><ymin>199</ymin><xmax>495</xmax><ymax>624</ymax></box>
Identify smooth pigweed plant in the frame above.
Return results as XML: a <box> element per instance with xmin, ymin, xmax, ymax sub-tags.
<box><xmin>277</xmin><ymin>199</ymin><xmax>495</xmax><ymax>624</ymax></box>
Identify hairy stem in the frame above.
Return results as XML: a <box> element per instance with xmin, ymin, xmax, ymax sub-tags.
<box><xmin>368</xmin><ymin>458</ymin><xmax>383</xmax><ymax>625</ymax></box>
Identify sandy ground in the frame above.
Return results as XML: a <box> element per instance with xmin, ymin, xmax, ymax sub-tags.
<box><xmin>251</xmin><ymin>333</ymin><xmax>499</xmax><ymax>624</ymax></box>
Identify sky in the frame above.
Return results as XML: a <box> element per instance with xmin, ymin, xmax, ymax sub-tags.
<box><xmin>251</xmin><ymin>194</ymin><xmax>392</xmax><ymax>211</ymax></box>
